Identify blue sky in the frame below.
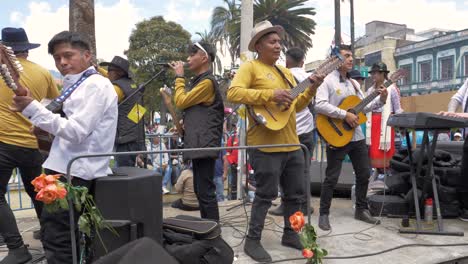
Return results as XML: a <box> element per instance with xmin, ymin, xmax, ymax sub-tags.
<box><xmin>2</xmin><ymin>0</ymin><xmax>468</xmax><ymax>70</ymax></box>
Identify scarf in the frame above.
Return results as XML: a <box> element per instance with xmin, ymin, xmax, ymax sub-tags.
<box><xmin>365</xmin><ymin>84</ymin><xmax>393</xmax><ymax>151</ymax></box>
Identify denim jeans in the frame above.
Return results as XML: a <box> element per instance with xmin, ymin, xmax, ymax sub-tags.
<box><xmin>157</xmin><ymin>166</ymin><xmax>173</xmax><ymax>189</ymax></box>
<box><xmin>214</xmin><ymin>176</ymin><xmax>225</xmax><ymax>202</ymax></box>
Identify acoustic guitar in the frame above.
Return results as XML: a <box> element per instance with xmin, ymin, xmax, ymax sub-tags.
<box><xmin>0</xmin><ymin>43</ymin><xmax>55</xmax><ymax>154</ymax></box>
<box><xmin>246</xmin><ymin>48</ymin><xmax>344</xmax><ymax>131</ymax></box>
<box><xmin>316</xmin><ymin>69</ymin><xmax>406</xmax><ymax>147</ymax></box>
<box><xmin>160</xmin><ymin>86</ymin><xmax>183</xmax><ymax>136</ymax></box>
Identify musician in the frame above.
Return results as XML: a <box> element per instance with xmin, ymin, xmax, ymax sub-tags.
<box><xmin>442</xmin><ymin>83</ymin><xmax>468</xmax><ymax>221</ymax></box>
<box><xmin>315</xmin><ymin>45</ymin><xmax>387</xmax><ymax>231</ymax></box>
<box><xmin>269</xmin><ymin>47</ymin><xmax>316</xmax><ymax>216</ymax></box>
<box><xmin>11</xmin><ymin>31</ymin><xmax>118</xmax><ymax>264</ymax></box>
<box><xmin>99</xmin><ymin>56</ymin><xmax>146</xmax><ymax>167</ymax></box>
<box><xmin>227</xmin><ymin>21</ymin><xmax>324</xmax><ymax>262</ymax></box>
<box><xmin>0</xmin><ymin>27</ymin><xmax>59</xmax><ymax>263</ymax></box>
<box><xmin>348</xmin><ymin>69</ymin><xmax>367</xmax><ymax>88</ymax></box>
<box><xmin>366</xmin><ymin>62</ymin><xmax>403</xmax><ymax>188</ymax></box>
<box><xmin>168</xmin><ymin>41</ymin><xmax>224</xmax><ymax>221</ymax></box>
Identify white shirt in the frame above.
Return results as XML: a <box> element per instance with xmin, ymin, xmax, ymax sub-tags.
<box><xmin>289</xmin><ymin>67</ymin><xmax>314</xmax><ymax>135</ymax></box>
<box><xmin>23</xmin><ymin>66</ymin><xmax>118</xmax><ymax>180</ymax></box>
<box><xmin>315</xmin><ymin>70</ymin><xmax>384</xmax><ymax>142</ymax></box>
<box><xmin>148</xmin><ymin>141</ymin><xmax>169</xmax><ymax>169</ymax></box>
<box><xmin>451</xmin><ymin>79</ymin><xmax>468</xmax><ymax>113</ymax></box>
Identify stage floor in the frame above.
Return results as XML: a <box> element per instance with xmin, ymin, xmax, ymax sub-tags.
<box><xmin>3</xmin><ymin>196</ymin><xmax>468</xmax><ymax>264</ymax></box>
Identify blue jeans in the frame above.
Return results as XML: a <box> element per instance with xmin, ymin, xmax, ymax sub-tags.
<box><xmin>214</xmin><ymin>176</ymin><xmax>224</xmax><ymax>202</ymax></box>
<box><xmin>157</xmin><ymin>166</ymin><xmax>172</xmax><ymax>188</ymax></box>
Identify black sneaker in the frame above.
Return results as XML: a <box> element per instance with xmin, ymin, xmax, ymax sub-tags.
<box><xmin>459</xmin><ymin>209</ymin><xmax>468</xmax><ymax>222</ymax></box>
<box><xmin>33</xmin><ymin>229</ymin><xmax>41</xmax><ymax>240</ymax></box>
<box><xmin>0</xmin><ymin>234</ymin><xmax>4</xmax><ymax>246</ymax></box>
<box><xmin>244</xmin><ymin>238</ymin><xmax>272</xmax><ymax>262</ymax></box>
<box><xmin>0</xmin><ymin>245</ymin><xmax>32</xmax><ymax>264</ymax></box>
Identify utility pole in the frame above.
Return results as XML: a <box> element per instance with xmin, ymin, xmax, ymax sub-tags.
<box><xmin>350</xmin><ymin>0</ymin><xmax>355</xmax><ymax>59</ymax></box>
<box><xmin>69</xmin><ymin>0</ymin><xmax>96</xmax><ymax>59</ymax></box>
<box><xmin>334</xmin><ymin>0</ymin><xmax>341</xmax><ymax>46</ymax></box>
<box><xmin>237</xmin><ymin>0</ymin><xmax>253</xmax><ymax>200</ymax></box>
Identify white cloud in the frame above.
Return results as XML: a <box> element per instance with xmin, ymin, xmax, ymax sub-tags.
<box><xmin>13</xmin><ymin>0</ymin><xmax>141</xmax><ymax>70</ymax></box>
<box><xmin>10</xmin><ymin>11</ymin><xmax>24</xmax><ymax>24</ymax></box>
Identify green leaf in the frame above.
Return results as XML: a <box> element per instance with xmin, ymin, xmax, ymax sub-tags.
<box><xmin>58</xmin><ymin>198</ymin><xmax>69</xmax><ymax>210</ymax></box>
<box><xmin>78</xmin><ymin>215</ymin><xmax>91</xmax><ymax>237</ymax></box>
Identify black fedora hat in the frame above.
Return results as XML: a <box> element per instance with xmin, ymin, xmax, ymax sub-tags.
<box><xmin>349</xmin><ymin>69</ymin><xmax>366</xmax><ymax>80</ymax></box>
<box><xmin>1</xmin><ymin>27</ymin><xmax>40</xmax><ymax>51</ymax></box>
<box><xmin>369</xmin><ymin>62</ymin><xmax>390</xmax><ymax>74</ymax></box>
<box><xmin>99</xmin><ymin>56</ymin><xmax>131</xmax><ymax>78</ymax></box>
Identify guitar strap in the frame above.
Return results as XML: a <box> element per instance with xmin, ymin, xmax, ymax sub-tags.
<box><xmin>45</xmin><ymin>68</ymin><xmax>98</xmax><ymax>112</ymax></box>
<box><xmin>274</xmin><ymin>65</ymin><xmax>295</xmax><ymax>89</ymax></box>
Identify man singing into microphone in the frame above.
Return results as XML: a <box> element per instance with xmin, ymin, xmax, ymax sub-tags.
<box><xmin>169</xmin><ymin>42</ymin><xmax>224</xmax><ymax>221</ymax></box>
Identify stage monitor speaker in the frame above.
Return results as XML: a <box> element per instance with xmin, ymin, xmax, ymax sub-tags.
<box><xmin>92</xmin><ymin>167</ymin><xmax>162</xmax><ymax>258</ymax></box>
<box><xmin>93</xmin><ymin>237</ymin><xmax>178</xmax><ymax>264</ymax></box>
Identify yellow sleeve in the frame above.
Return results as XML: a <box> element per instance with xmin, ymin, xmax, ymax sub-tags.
<box><xmin>227</xmin><ymin>62</ymin><xmax>274</xmax><ymax>105</ymax></box>
<box><xmin>295</xmin><ymin>87</ymin><xmax>314</xmax><ymax>112</ymax></box>
<box><xmin>97</xmin><ymin>67</ymin><xmax>109</xmax><ymax>78</ymax></box>
<box><xmin>45</xmin><ymin>72</ymin><xmax>60</xmax><ymax>99</ymax></box>
<box><xmin>174</xmin><ymin>78</ymin><xmax>214</xmax><ymax>109</ymax></box>
<box><xmin>114</xmin><ymin>84</ymin><xmax>125</xmax><ymax>103</ymax></box>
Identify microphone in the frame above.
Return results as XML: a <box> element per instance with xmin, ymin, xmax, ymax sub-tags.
<box><xmin>155</xmin><ymin>62</ymin><xmax>188</xmax><ymax>67</ymax></box>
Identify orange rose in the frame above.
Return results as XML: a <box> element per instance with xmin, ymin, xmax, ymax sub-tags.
<box><xmin>31</xmin><ymin>174</ymin><xmax>48</xmax><ymax>192</ymax></box>
<box><xmin>35</xmin><ymin>184</ymin><xmax>59</xmax><ymax>204</ymax></box>
<box><xmin>302</xmin><ymin>248</ymin><xmax>314</xmax><ymax>258</ymax></box>
<box><xmin>56</xmin><ymin>185</ymin><xmax>68</xmax><ymax>199</ymax></box>
<box><xmin>289</xmin><ymin>211</ymin><xmax>305</xmax><ymax>232</ymax></box>
<box><xmin>44</xmin><ymin>174</ymin><xmax>61</xmax><ymax>184</ymax></box>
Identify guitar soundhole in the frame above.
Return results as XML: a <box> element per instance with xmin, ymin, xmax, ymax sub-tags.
<box><xmin>343</xmin><ymin>122</ymin><xmax>353</xmax><ymax>131</ymax></box>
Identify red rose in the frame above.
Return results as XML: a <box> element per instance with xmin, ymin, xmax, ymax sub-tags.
<box><xmin>31</xmin><ymin>174</ymin><xmax>48</xmax><ymax>192</ymax></box>
<box><xmin>35</xmin><ymin>184</ymin><xmax>59</xmax><ymax>204</ymax></box>
<box><xmin>302</xmin><ymin>248</ymin><xmax>314</xmax><ymax>259</ymax></box>
<box><xmin>56</xmin><ymin>185</ymin><xmax>68</xmax><ymax>199</ymax></box>
<box><xmin>289</xmin><ymin>211</ymin><xmax>305</xmax><ymax>232</ymax></box>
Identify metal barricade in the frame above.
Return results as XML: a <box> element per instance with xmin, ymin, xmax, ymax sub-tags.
<box><xmin>6</xmin><ymin>168</ymin><xmax>34</xmax><ymax>212</ymax></box>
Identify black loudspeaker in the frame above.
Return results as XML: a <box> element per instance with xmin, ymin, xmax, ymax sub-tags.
<box><xmin>92</xmin><ymin>167</ymin><xmax>162</xmax><ymax>259</ymax></box>
<box><xmin>93</xmin><ymin>237</ymin><xmax>178</xmax><ymax>264</ymax></box>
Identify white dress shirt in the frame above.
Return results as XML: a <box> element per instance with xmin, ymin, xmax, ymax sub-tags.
<box><xmin>22</xmin><ymin>66</ymin><xmax>118</xmax><ymax>180</ymax></box>
<box><xmin>451</xmin><ymin>79</ymin><xmax>468</xmax><ymax>113</ymax></box>
<box><xmin>315</xmin><ymin>70</ymin><xmax>384</xmax><ymax>142</ymax></box>
<box><xmin>289</xmin><ymin>67</ymin><xmax>314</xmax><ymax>135</ymax></box>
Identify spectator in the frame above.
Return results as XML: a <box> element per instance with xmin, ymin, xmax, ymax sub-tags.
<box><xmin>171</xmin><ymin>167</ymin><xmax>199</xmax><ymax>211</ymax></box>
<box><xmin>214</xmin><ymin>149</ymin><xmax>228</xmax><ymax>202</ymax></box>
<box><xmin>454</xmin><ymin>132</ymin><xmax>464</xmax><ymax>142</ymax></box>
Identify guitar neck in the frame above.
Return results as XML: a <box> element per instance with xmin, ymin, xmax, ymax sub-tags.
<box><xmin>289</xmin><ymin>77</ymin><xmax>313</xmax><ymax>99</ymax></box>
<box><xmin>354</xmin><ymin>79</ymin><xmax>393</xmax><ymax>113</ymax></box>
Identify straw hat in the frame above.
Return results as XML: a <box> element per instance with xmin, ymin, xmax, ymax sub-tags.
<box><xmin>248</xmin><ymin>20</ymin><xmax>284</xmax><ymax>52</ymax></box>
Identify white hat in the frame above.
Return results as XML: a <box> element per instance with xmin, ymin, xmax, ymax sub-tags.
<box><xmin>454</xmin><ymin>132</ymin><xmax>462</xmax><ymax>138</ymax></box>
<box><xmin>248</xmin><ymin>20</ymin><xmax>284</xmax><ymax>52</ymax></box>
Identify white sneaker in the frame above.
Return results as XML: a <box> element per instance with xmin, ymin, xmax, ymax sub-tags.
<box><xmin>162</xmin><ymin>187</ymin><xmax>170</xmax><ymax>194</ymax></box>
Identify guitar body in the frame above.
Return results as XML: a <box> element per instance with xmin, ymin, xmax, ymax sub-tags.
<box><xmin>250</xmin><ymin>101</ymin><xmax>295</xmax><ymax>131</ymax></box>
<box><xmin>316</xmin><ymin>95</ymin><xmax>367</xmax><ymax>147</ymax></box>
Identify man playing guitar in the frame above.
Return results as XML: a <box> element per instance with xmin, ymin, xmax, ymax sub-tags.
<box><xmin>227</xmin><ymin>20</ymin><xmax>324</xmax><ymax>262</ymax></box>
<box><xmin>0</xmin><ymin>27</ymin><xmax>60</xmax><ymax>263</ymax></box>
<box><xmin>315</xmin><ymin>45</ymin><xmax>387</xmax><ymax>231</ymax></box>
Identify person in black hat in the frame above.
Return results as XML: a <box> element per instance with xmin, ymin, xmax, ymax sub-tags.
<box><xmin>168</xmin><ymin>41</ymin><xmax>224</xmax><ymax>222</ymax></box>
<box><xmin>0</xmin><ymin>27</ymin><xmax>60</xmax><ymax>264</ymax></box>
<box><xmin>99</xmin><ymin>56</ymin><xmax>146</xmax><ymax>167</ymax></box>
<box><xmin>348</xmin><ymin>69</ymin><xmax>367</xmax><ymax>88</ymax></box>
<box><xmin>366</xmin><ymin>62</ymin><xmax>403</xmax><ymax>190</ymax></box>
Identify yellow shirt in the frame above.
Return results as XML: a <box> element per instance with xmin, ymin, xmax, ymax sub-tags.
<box><xmin>174</xmin><ymin>78</ymin><xmax>215</xmax><ymax>109</ymax></box>
<box><xmin>227</xmin><ymin>60</ymin><xmax>314</xmax><ymax>152</ymax></box>
<box><xmin>96</xmin><ymin>67</ymin><xmax>125</xmax><ymax>103</ymax></box>
<box><xmin>0</xmin><ymin>58</ymin><xmax>60</xmax><ymax>148</ymax></box>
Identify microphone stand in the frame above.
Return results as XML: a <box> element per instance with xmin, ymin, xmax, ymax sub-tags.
<box><xmin>118</xmin><ymin>67</ymin><xmax>168</xmax><ymax>107</ymax></box>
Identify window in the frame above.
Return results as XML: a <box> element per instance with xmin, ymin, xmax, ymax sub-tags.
<box><xmin>464</xmin><ymin>54</ymin><xmax>468</xmax><ymax>76</ymax></box>
<box><xmin>400</xmin><ymin>64</ymin><xmax>412</xmax><ymax>85</ymax></box>
<box><xmin>440</xmin><ymin>56</ymin><xmax>454</xmax><ymax>80</ymax></box>
<box><xmin>419</xmin><ymin>61</ymin><xmax>431</xmax><ymax>82</ymax></box>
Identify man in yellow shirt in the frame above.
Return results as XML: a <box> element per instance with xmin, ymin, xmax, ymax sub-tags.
<box><xmin>227</xmin><ymin>21</ymin><xmax>324</xmax><ymax>262</ymax></box>
<box><xmin>0</xmin><ymin>27</ymin><xmax>59</xmax><ymax>263</ymax></box>
<box><xmin>169</xmin><ymin>42</ymin><xmax>224</xmax><ymax>221</ymax></box>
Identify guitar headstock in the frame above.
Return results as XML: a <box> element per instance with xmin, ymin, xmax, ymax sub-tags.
<box><xmin>389</xmin><ymin>68</ymin><xmax>406</xmax><ymax>83</ymax></box>
<box><xmin>0</xmin><ymin>44</ymin><xmax>24</xmax><ymax>95</ymax></box>
<box><xmin>159</xmin><ymin>85</ymin><xmax>173</xmax><ymax>105</ymax></box>
<box><xmin>315</xmin><ymin>48</ymin><xmax>344</xmax><ymax>76</ymax></box>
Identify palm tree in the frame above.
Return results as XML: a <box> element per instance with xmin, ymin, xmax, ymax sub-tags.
<box><xmin>194</xmin><ymin>30</ymin><xmax>223</xmax><ymax>74</ymax></box>
<box><xmin>210</xmin><ymin>0</ymin><xmax>316</xmax><ymax>63</ymax></box>
<box><xmin>69</xmin><ymin>0</ymin><xmax>96</xmax><ymax>58</ymax></box>
<box><xmin>210</xmin><ymin>0</ymin><xmax>241</xmax><ymax>68</ymax></box>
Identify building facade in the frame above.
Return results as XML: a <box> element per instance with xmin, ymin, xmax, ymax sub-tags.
<box><xmin>395</xmin><ymin>29</ymin><xmax>468</xmax><ymax>96</ymax></box>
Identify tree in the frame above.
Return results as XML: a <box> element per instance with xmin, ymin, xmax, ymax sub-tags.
<box><xmin>126</xmin><ymin>16</ymin><xmax>191</xmax><ymax>123</ymax></box>
<box><xmin>254</xmin><ymin>0</ymin><xmax>316</xmax><ymax>51</ymax></box>
<box><xmin>69</xmin><ymin>0</ymin><xmax>96</xmax><ymax>58</ymax></box>
<box><xmin>210</xmin><ymin>0</ymin><xmax>241</xmax><ymax>68</ymax></box>
<box><xmin>210</xmin><ymin>0</ymin><xmax>316</xmax><ymax>64</ymax></box>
